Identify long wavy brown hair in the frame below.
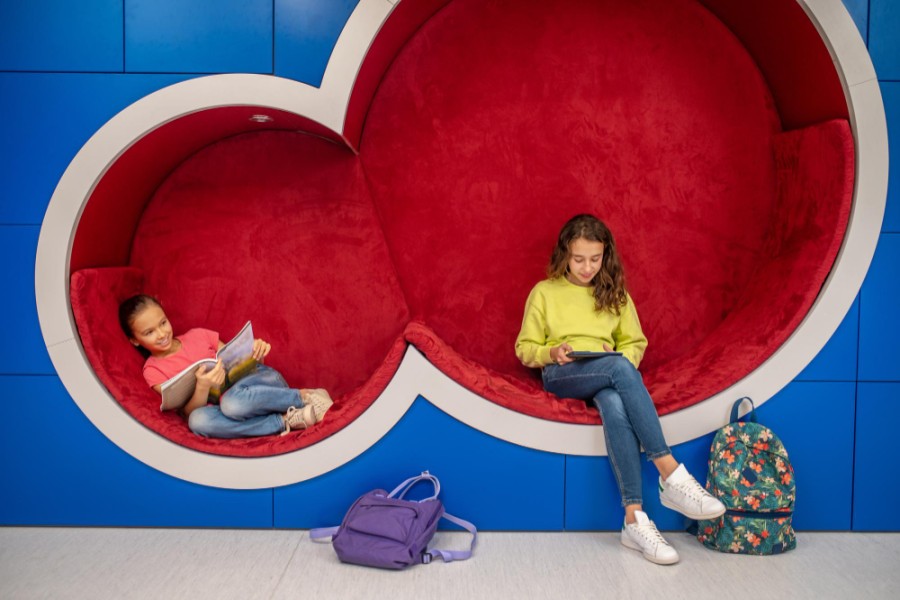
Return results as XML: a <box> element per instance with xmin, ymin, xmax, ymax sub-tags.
<box><xmin>547</xmin><ymin>214</ymin><xmax>628</xmax><ymax>314</ymax></box>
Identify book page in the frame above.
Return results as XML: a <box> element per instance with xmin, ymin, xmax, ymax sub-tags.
<box><xmin>159</xmin><ymin>358</ymin><xmax>218</xmax><ymax>411</ymax></box>
<box><xmin>217</xmin><ymin>321</ymin><xmax>258</xmax><ymax>384</ymax></box>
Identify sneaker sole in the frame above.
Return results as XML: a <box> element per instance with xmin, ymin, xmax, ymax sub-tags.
<box><xmin>659</xmin><ymin>496</ymin><xmax>726</xmax><ymax>521</ymax></box>
<box><xmin>620</xmin><ymin>534</ymin><xmax>679</xmax><ymax>565</ymax></box>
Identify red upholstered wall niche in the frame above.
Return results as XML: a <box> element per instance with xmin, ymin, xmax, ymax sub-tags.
<box><xmin>69</xmin><ymin>0</ymin><xmax>855</xmax><ymax>456</ymax></box>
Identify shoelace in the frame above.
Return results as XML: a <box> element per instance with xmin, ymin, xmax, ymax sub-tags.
<box><xmin>630</xmin><ymin>521</ymin><xmax>669</xmax><ymax>546</ymax></box>
<box><xmin>673</xmin><ymin>477</ymin><xmax>711</xmax><ymax>502</ymax></box>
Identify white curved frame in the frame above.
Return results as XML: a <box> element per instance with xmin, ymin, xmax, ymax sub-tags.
<box><xmin>35</xmin><ymin>0</ymin><xmax>888</xmax><ymax>489</ymax></box>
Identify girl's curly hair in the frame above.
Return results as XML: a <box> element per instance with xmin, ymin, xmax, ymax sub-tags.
<box><xmin>547</xmin><ymin>214</ymin><xmax>628</xmax><ymax>314</ymax></box>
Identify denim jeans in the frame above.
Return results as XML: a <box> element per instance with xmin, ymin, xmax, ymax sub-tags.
<box><xmin>187</xmin><ymin>365</ymin><xmax>303</xmax><ymax>439</ymax></box>
<box><xmin>542</xmin><ymin>355</ymin><xmax>671</xmax><ymax>506</ymax></box>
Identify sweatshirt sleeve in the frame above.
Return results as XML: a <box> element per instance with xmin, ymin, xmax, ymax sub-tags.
<box><xmin>515</xmin><ymin>286</ymin><xmax>554</xmax><ymax>368</ymax></box>
<box><xmin>613</xmin><ymin>293</ymin><xmax>648</xmax><ymax>369</ymax></box>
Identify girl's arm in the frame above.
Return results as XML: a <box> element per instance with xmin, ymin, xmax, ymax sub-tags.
<box><xmin>612</xmin><ymin>294</ymin><xmax>648</xmax><ymax>369</ymax></box>
<box><xmin>515</xmin><ymin>291</ymin><xmax>555</xmax><ymax>368</ymax></box>
<box><xmin>182</xmin><ymin>361</ymin><xmax>226</xmax><ymax>417</ymax></box>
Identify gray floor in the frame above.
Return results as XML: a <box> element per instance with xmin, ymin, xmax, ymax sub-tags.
<box><xmin>1</xmin><ymin>528</ymin><xmax>898</xmax><ymax>599</ymax></box>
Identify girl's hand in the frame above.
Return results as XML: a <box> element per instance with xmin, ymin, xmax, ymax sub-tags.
<box><xmin>196</xmin><ymin>360</ymin><xmax>226</xmax><ymax>389</ymax></box>
<box><xmin>550</xmin><ymin>343</ymin><xmax>574</xmax><ymax>366</ymax></box>
<box><xmin>252</xmin><ymin>338</ymin><xmax>272</xmax><ymax>362</ymax></box>
<box><xmin>603</xmin><ymin>343</ymin><xmax>615</xmax><ymax>352</ymax></box>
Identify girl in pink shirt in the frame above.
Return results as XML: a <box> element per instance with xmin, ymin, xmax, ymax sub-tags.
<box><xmin>119</xmin><ymin>294</ymin><xmax>332</xmax><ymax>438</ymax></box>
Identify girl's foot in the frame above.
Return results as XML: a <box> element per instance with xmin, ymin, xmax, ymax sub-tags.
<box><xmin>620</xmin><ymin>510</ymin><xmax>679</xmax><ymax>565</ymax></box>
<box><xmin>301</xmin><ymin>388</ymin><xmax>333</xmax><ymax>423</ymax></box>
<box><xmin>281</xmin><ymin>405</ymin><xmax>316</xmax><ymax>435</ymax></box>
<box><xmin>659</xmin><ymin>463</ymin><xmax>726</xmax><ymax>520</ymax></box>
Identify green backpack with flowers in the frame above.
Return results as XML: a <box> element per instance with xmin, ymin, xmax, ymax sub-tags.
<box><xmin>696</xmin><ymin>397</ymin><xmax>796</xmax><ymax>555</ymax></box>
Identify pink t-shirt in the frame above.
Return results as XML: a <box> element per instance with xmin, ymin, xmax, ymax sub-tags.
<box><xmin>142</xmin><ymin>328</ymin><xmax>220</xmax><ymax>388</ymax></box>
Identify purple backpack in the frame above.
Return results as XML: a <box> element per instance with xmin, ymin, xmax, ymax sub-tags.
<box><xmin>310</xmin><ymin>472</ymin><xmax>477</xmax><ymax>569</ymax></box>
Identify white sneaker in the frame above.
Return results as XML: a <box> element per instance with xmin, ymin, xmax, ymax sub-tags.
<box><xmin>620</xmin><ymin>511</ymin><xmax>679</xmax><ymax>565</ymax></box>
<box><xmin>659</xmin><ymin>463</ymin><xmax>726</xmax><ymax>520</ymax></box>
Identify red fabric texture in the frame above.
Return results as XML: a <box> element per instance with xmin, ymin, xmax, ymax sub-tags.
<box><xmin>68</xmin><ymin>0</ymin><xmax>855</xmax><ymax>453</ymax></box>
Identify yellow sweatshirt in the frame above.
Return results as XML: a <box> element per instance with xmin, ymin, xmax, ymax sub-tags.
<box><xmin>515</xmin><ymin>277</ymin><xmax>648</xmax><ymax>369</ymax></box>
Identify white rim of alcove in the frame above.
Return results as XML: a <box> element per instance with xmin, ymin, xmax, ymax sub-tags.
<box><xmin>35</xmin><ymin>0</ymin><xmax>888</xmax><ymax>489</ymax></box>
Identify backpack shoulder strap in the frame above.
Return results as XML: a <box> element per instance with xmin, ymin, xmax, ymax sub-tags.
<box><xmin>422</xmin><ymin>511</ymin><xmax>478</xmax><ymax>564</ymax></box>
<box><xmin>309</xmin><ymin>526</ymin><xmax>339</xmax><ymax>542</ymax></box>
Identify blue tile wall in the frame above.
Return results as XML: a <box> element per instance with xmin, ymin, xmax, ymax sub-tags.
<box><xmin>881</xmin><ymin>82</ymin><xmax>900</xmax><ymax>233</ymax></box>
<box><xmin>275</xmin><ymin>397</ymin><xmax>566</xmax><ymax>530</ymax></box>
<box><xmin>859</xmin><ymin>233</ymin><xmax>900</xmax><ymax>381</ymax></box>
<box><xmin>0</xmin><ymin>376</ymin><xmax>274</xmax><ymax>527</ymax></box>
<box><xmin>0</xmin><ymin>1</ymin><xmax>123</xmax><ymax>72</ymax></box>
<box><xmin>841</xmin><ymin>0</ymin><xmax>869</xmax><ymax>44</ymax></box>
<box><xmin>0</xmin><ymin>73</ymin><xmax>197</xmax><ymax>224</ymax></box>
<box><xmin>125</xmin><ymin>0</ymin><xmax>273</xmax><ymax>74</ymax></box>
<box><xmin>0</xmin><ymin>226</ymin><xmax>53</xmax><ymax>375</ymax></box>
<box><xmin>870</xmin><ymin>0</ymin><xmax>900</xmax><ymax>81</ymax></box>
<box><xmin>853</xmin><ymin>383</ymin><xmax>899</xmax><ymax>531</ymax></box>
<box><xmin>796</xmin><ymin>296</ymin><xmax>859</xmax><ymax>382</ymax></box>
<box><xmin>275</xmin><ymin>0</ymin><xmax>360</xmax><ymax>87</ymax></box>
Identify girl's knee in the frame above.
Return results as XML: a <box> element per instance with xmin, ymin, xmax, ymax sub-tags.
<box><xmin>188</xmin><ymin>408</ymin><xmax>215</xmax><ymax>437</ymax></box>
<box><xmin>218</xmin><ymin>395</ymin><xmax>250</xmax><ymax>420</ymax></box>
<box><xmin>595</xmin><ymin>390</ymin><xmax>627</xmax><ymax>422</ymax></box>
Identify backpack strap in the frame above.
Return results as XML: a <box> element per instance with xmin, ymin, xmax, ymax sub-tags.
<box><xmin>730</xmin><ymin>396</ymin><xmax>758</xmax><ymax>424</ymax></box>
<box><xmin>309</xmin><ymin>526</ymin><xmax>339</xmax><ymax>542</ymax></box>
<box><xmin>422</xmin><ymin>511</ymin><xmax>478</xmax><ymax>564</ymax></box>
<box><xmin>389</xmin><ymin>471</ymin><xmax>440</xmax><ymax>501</ymax></box>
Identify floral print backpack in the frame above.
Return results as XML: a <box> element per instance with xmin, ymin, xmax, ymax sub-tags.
<box><xmin>696</xmin><ymin>397</ymin><xmax>796</xmax><ymax>555</ymax></box>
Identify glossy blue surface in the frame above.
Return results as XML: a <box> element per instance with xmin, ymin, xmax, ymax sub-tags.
<box><xmin>859</xmin><ymin>233</ymin><xmax>900</xmax><ymax>381</ymax></box>
<box><xmin>854</xmin><ymin>383</ymin><xmax>900</xmax><ymax>531</ymax></box>
<box><xmin>881</xmin><ymin>83</ymin><xmax>900</xmax><ymax>233</ymax></box>
<box><xmin>0</xmin><ymin>376</ymin><xmax>273</xmax><ymax>527</ymax></box>
<box><xmin>125</xmin><ymin>0</ymin><xmax>273</xmax><ymax>73</ymax></box>
<box><xmin>870</xmin><ymin>0</ymin><xmax>900</xmax><ymax>80</ymax></box>
<box><xmin>796</xmin><ymin>296</ymin><xmax>859</xmax><ymax>382</ymax></box>
<box><xmin>0</xmin><ymin>0</ymin><xmax>123</xmax><ymax>72</ymax></box>
<box><xmin>274</xmin><ymin>0</ymin><xmax>360</xmax><ymax>87</ymax></box>
<box><xmin>0</xmin><ymin>226</ymin><xmax>53</xmax><ymax>374</ymax></box>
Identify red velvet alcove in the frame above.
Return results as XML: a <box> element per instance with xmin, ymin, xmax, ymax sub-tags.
<box><xmin>69</xmin><ymin>0</ymin><xmax>854</xmax><ymax>457</ymax></box>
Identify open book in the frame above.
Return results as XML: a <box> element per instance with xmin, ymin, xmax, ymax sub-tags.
<box><xmin>159</xmin><ymin>321</ymin><xmax>259</xmax><ymax>411</ymax></box>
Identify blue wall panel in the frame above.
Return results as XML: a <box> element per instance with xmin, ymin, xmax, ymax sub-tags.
<box><xmin>854</xmin><ymin>383</ymin><xmax>899</xmax><ymax>531</ymax></box>
<box><xmin>870</xmin><ymin>0</ymin><xmax>900</xmax><ymax>81</ymax></box>
<box><xmin>0</xmin><ymin>1</ymin><xmax>123</xmax><ymax>72</ymax></box>
<box><xmin>0</xmin><ymin>226</ymin><xmax>53</xmax><ymax>375</ymax></box>
<box><xmin>125</xmin><ymin>0</ymin><xmax>273</xmax><ymax>74</ymax></box>
<box><xmin>841</xmin><ymin>0</ymin><xmax>869</xmax><ymax>44</ymax></box>
<box><xmin>274</xmin><ymin>397</ymin><xmax>566</xmax><ymax>530</ymax></box>
<box><xmin>0</xmin><ymin>376</ymin><xmax>273</xmax><ymax>527</ymax></box>
<box><xmin>796</xmin><ymin>296</ymin><xmax>859</xmax><ymax>382</ymax></box>
<box><xmin>859</xmin><ymin>233</ymin><xmax>900</xmax><ymax>381</ymax></box>
<box><xmin>0</xmin><ymin>73</ymin><xmax>196</xmax><ymax>224</ymax></box>
<box><xmin>880</xmin><ymin>82</ymin><xmax>899</xmax><ymax>233</ymax></box>
<box><xmin>275</xmin><ymin>0</ymin><xmax>359</xmax><ymax>87</ymax></box>
<box><xmin>755</xmin><ymin>382</ymin><xmax>855</xmax><ymax>530</ymax></box>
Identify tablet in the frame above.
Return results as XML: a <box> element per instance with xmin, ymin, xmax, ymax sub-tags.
<box><xmin>566</xmin><ymin>351</ymin><xmax>623</xmax><ymax>359</ymax></box>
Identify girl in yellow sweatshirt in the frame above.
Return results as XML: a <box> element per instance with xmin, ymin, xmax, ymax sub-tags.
<box><xmin>515</xmin><ymin>214</ymin><xmax>724</xmax><ymax>565</ymax></box>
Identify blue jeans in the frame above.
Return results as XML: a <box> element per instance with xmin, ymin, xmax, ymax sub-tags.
<box><xmin>542</xmin><ymin>356</ymin><xmax>671</xmax><ymax>507</ymax></box>
<box><xmin>187</xmin><ymin>365</ymin><xmax>303</xmax><ymax>439</ymax></box>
